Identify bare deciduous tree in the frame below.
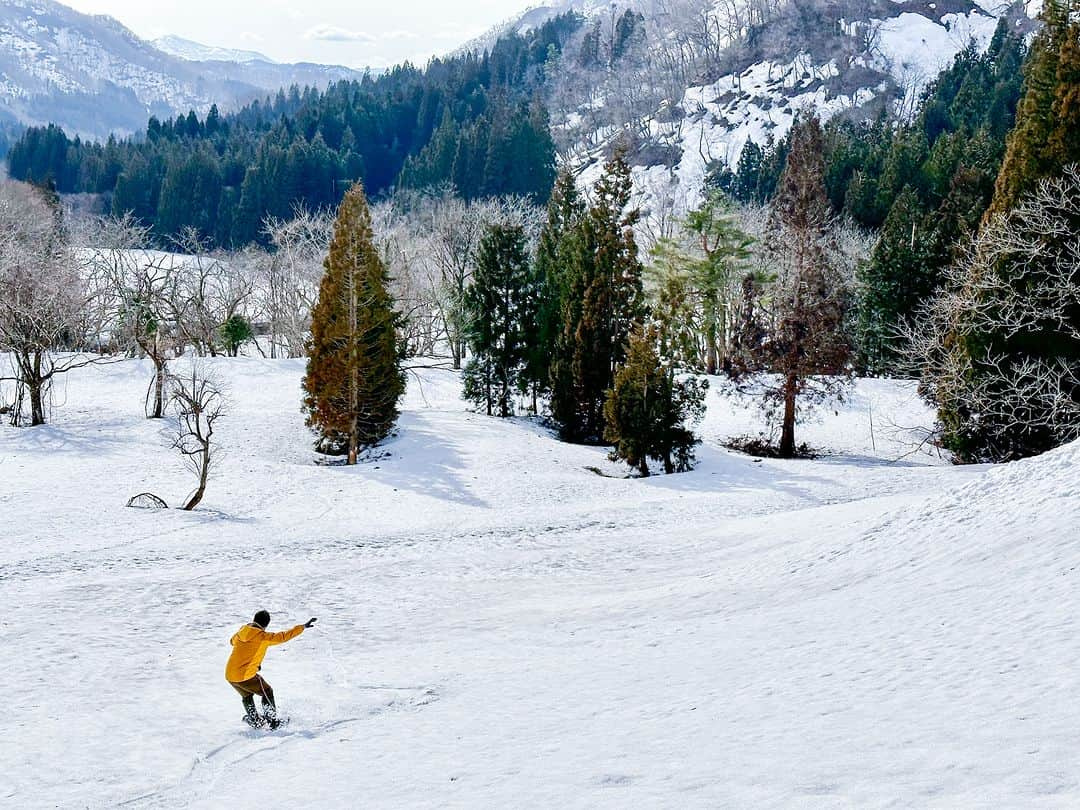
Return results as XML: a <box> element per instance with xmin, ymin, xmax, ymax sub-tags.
<box><xmin>0</xmin><ymin>180</ymin><xmax>103</xmax><ymax>426</ymax></box>
<box><xmin>261</xmin><ymin>208</ymin><xmax>333</xmax><ymax>358</ymax></box>
<box><xmin>168</xmin><ymin>363</ymin><xmax>226</xmax><ymax>511</ymax></box>
<box><xmin>80</xmin><ymin>213</ymin><xmax>179</xmax><ymax>418</ymax></box>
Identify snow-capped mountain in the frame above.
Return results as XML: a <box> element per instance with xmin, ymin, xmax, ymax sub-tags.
<box><xmin>0</xmin><ymin>0</ymin><xmax>362</xmax><ymax>139</ymax></box>
<box><xmin>151</xmin><ymin>35</ymin><xmax>275</xmax><ymax>65</ymax></box>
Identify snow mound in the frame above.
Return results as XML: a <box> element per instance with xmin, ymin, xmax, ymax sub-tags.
<box><xmin>873</xmin><ymin>437</ymin><xmax>1080</xmax><ymax>558</ymax></box>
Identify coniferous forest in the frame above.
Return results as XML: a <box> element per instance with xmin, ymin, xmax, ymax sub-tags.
<box><xmin>5</xmin><ymin>13</ymin><xmax>576</xmax><ymax>247</ymax></box>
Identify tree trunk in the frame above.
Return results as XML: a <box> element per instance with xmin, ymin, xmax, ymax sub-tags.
<box><xmin>638</xmin><ymin>457</ymin><xmax>650</xmax><ymax>477</ymax></box>
<box><xmin>29</xmin><ymin>380</ymin><xmax>44</xmax><ymax>427</ymax></box>
<box><xmin>183</xmin><ymin>443</ymin><xmax>210</xmax><ymax>510</ymax></box>
<box><xmin>347</xmin><ymin>265</ymin><xmax>359</xmax><ymax>466</ymax></box>
<box><xmin>28</xmin><ymin>350</ymin><xmax>45</xmax><ymax>426</ymax></box>
<box><xmin>664</xmin><ymin>452</ymin><xmax>674</xmax><ymax>475</ymax></box>
<box><xmin>779</xmin><ymin>372</ymin><xmax>798</xmax><ymax>458</ymax></box>
<box><xmin>152</xmin><ymin>358</ymin><xmax>166</xmax><ymax>419</ymax></box>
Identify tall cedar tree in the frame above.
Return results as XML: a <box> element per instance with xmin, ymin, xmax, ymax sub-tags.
<box><xmin>604</xmin><ymin>324</ymin><xmax>708</xmax><ymax>476</ymax></box>
<box><xmin>988</xmin><ymin>0</ymin><xmax>1080</xmax><ymax>217</ymax></box>
<box><xmin>303</xmin><ymin>182</ymin><xmax>405</xmax><ymax>464</ymax></box>
<box><xmin>732</xmin><ymin>115</ymin><xmax>852</xmax><ymax>458</ymax></box>
<box><xmin>523</xmin><ymin>171</ymin><xmax>583</xmax><ymax>410</ymax></box>
<box><xmin>550</xmin><ymin>151</ymin><xmax>644</xmax><ymax>443</ymax></box>
<box><xmin>463</xmin><ymin>224</ymin><xmax>532</xmax><ymax>417</ymax></box>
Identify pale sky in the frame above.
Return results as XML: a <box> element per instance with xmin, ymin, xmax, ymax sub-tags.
<box><xmin>62</xmin><ymin>0</ymin><xmax>536</xmax><ymax>69</ymax></box>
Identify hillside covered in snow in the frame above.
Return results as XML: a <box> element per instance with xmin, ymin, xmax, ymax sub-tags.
<box><xmin>3</xmin><ymin>356</ymin><xmax>1079</xmax><ymax>806</ymax></box>
<box><xmin>523</xmin><ymin>0</ymin><xmax>1038</xmax><ymax>218</ymax></box>
<box><xmin>0</xmin><ymin>0</ymin><xmax>363</xmax><ymax>139</ymax></box>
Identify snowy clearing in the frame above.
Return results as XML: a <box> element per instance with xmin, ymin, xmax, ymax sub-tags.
<box><xmin>2</xmin><ymin>358</ymin><xmax>1078</xmax><ymax>808</ymax></box>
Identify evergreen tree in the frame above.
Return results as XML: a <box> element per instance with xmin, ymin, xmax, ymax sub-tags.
<box><xmin>523</xmin><ymin>170</ymin><xmax>583</xmax><ymax>409</ymax></box>
<box><xmin>549</xmin><ymin>150</ymin><xmax>644</xmax><ymax>443</ymax></box>
<box><xmin>462</xmin><ymin>223</ymin><xmax>532</xmax><ymax>417</ymax></box>
<box><xmin>988</xmin><ymin>0</ymin><xmax>1077</xmax><ymax>217</ymax></box>
<box><xmin>603</xmin><ymin>324</ymin><xmax>708</xmax><ymax>476</ymax></box>
<box><xmin>303</xmin><ymin>182</ymin><xmax>405</xmax><ymax>464</ymax></box>
<box><xmin>857</xmin><ymin>186</ymin><xmax>935</xmax><ymax>373</ymax></box>
<box><xmin>220</xmin><ymin>314</ymin><xmax>254</xmax><ymax>358</ymax></box>
<box><xmin>650</xmin><ymin>191</ymin><xmax>754</xmax><ymax>374</ymax></box>
<box><xmin>731</xmin><ymin>115</ymin><xmax>852</xmax><ymax>458</ymax></box>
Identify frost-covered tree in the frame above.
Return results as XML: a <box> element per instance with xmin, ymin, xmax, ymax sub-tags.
<box><xmin>88</xmin><ymin>214</ymin><xmax>178</xmax><ymax>418</ymax></box>
<box><xmin>0</xmin><ymin>180</ymin><xmax>100</xmax><ymax>426</ymax></box>
<box><xmin>911</xmin><ymin>168</ymin><xmax>1080</xmax><ymax>461</ymax></box>
<box><xmin>261</xmin><ymin>208</ymin><xmax>333</xmax><ymax>359</ymax></box>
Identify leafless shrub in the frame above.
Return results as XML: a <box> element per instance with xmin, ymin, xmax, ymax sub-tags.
<box><xmin>905</xmin><ymin>168</ymin><xmax>1080</xmax><ymax>460</ymax></box>
<box><xmin>168</xmin><ymin>363</ymin><xmax>227</xmax><ymax>511</ymax></box>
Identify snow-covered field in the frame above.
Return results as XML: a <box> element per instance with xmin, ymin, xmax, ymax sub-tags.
<box><xmin>2</xmin><ymin>358</ymin><xmax>1078</xmax><ymax>808</ymax></box>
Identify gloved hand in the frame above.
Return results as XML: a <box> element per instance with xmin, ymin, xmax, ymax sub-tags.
<box><xmin>305</xmin><ymin>617</ymin><xmax>318</xmax><ymax>628</ymax></box>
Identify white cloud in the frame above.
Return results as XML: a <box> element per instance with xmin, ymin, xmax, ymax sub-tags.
<box><xmin>304</xmin><ymin>24</ymin><xmax>375</xmax><ymax>43</ymax></box>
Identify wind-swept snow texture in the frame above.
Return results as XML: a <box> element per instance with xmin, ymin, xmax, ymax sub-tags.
<box><xmin>2</xmin><ymin>358</ymin><xmax>1077</xmax><ymax>808</ymax></box>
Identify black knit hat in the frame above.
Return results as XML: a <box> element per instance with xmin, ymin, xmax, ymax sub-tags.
<box><xmin>253</xmin><ymin>610</ymin><xmax>270</xmax><ymax>628</ymax></box>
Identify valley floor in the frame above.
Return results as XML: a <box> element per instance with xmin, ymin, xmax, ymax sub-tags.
<box><xmin>2</xmin><ymin>358</ymin><xmax>1077</xmax><ymax>808</ymax></box>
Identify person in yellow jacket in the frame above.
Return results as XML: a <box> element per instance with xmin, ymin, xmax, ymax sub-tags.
<box><xmin>226</xmin><ymin>609</ymin><xmax>317</xmax><ymax>729</ymax></box>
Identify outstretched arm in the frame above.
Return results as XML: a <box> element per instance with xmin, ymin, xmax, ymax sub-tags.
<box><xmin>263</xmin><ymin>625</ymin><xmax>305</xmax><ymax>646</ymax></box>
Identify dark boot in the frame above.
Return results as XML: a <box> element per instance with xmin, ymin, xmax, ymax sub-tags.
<box><xmin>242</xmin><ymin>695</ymin><xmax>263</xmax><ymax>728</ymax></box>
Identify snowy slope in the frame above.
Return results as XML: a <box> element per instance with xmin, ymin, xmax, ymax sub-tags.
<box><xmin>3</xmin><ymin>356</ymin><xmax>1078</xmax><ymax>807</ymax></box>
<box><xmin>152</xmin><ymin>35</ymin><xmax>275</xmax><ymax>65</ymax></box>
<box><xmin>0</xmin><ymin>0</ymin><xmax>361</xmax><ymax>139</ymax></box>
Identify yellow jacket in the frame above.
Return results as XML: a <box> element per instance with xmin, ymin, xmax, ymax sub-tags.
<box><xmin>225</xmin><ymin>623</ymin><xmax>305</xmax><ymax>683</ymax></box>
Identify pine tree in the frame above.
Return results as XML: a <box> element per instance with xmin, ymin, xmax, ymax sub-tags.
<box><xmin>603</xmin><ymin>325</ymin><xmax>707</xmax><ymax>476</ymax></box>
<box><xmin>462</xmin><ymin>224</ymin><xmax>532</xmax><ymax>417</ymax></box>
<box><xmin>1048</xmin><ymin>18</ymin><xmax>1080</xmax><ymax>166</ymax></box>
<box><xmin>987</xmin><ymin>0</ymin><xmax>1076</xmax><ymax>217</ymax></box>
<box><xmin>549</xmin><ymin>150</ymin><xmax>644</xmax><ymax>443</ymax></box>
<box><xmin>857</xmin><ymin>186</ymin><xmax>934</xmax><ymax>373</ymax></box>
<box><xmin>731</xmin><ymin>115</ymin><xmax>852</xmax><ymax>458</ymax></box>
<box><xmin>523</xmin><ymin>171</ymin><xmax>583</xmax><ymax>410</ymax></box>
<box><xmin>650</xmin><ymin>191</ymin><xmax>754</xmax><ymax>374</ymax></box>
<box><xmin>303</xmin><ymin>182</ymin><xmax>404</xmax><ymax>464</ymax></box>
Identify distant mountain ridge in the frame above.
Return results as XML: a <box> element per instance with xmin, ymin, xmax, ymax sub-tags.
<box><xmin>151</xmin><ymin>35</ymin><xmax>275</xmax><ymax>65</ymax></box>
<box><xmin>0</xmin><ymin>0</ymin><xmax>363</xmax><ymax>140</ymax></box>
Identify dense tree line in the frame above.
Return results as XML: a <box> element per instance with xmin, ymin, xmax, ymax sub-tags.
<box><xmin>913</xmin><ymin>0</ymin><xmax>1080</xmax><ymax>462</ymax></box>
<box><xmin>713</xmin><ymin>20</ymin><xmax>1027</xmax><ymax>373</ymax></box>
<box><xmin>5</xmin><ymin>14</ymin><xmax>576</xmax><ymax>248</ymax></box>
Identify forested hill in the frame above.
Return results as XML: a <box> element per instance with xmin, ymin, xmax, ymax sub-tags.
<box><xmin>5</xmin><ymin>13</ymin><xmax>579</xmax><ymax>248</ymax></box>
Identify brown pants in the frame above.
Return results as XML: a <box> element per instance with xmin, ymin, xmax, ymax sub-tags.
<box><xmin>229</xmin><ymin>675</ymin><xmax>276</xmax><ymax>710</ymax></box>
